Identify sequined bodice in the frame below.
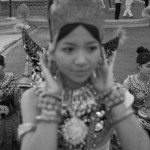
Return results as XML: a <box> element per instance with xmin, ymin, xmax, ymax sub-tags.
<box><xmin>128</xmin><ymin>75</ymin><xmax>150</xmax><ymax>109</ymax></box>
<box><xmin>35</xmin><ymin>82</ymin><xmax>118</xmax><ymax>150</ymax></box>
<box><xmin>53</xmin><ymin>84</ymin><xmax>113</xmax><ymax>150</ymax></box>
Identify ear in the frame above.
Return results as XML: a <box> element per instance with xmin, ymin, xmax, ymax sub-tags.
<box><xmin>137</xmin><ymin>63</ymin><xmax>142</xmax><ymax>70</ymax></box>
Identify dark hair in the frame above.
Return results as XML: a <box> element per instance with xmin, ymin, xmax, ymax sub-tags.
<box><xmin>56</xmin><ymin>23</ymin><xmax>101</xmax><ymax>43</ymax></box>
<box><xmin>136</xmin><ymin>46</ymin><xmax>150</xmax><ymax>65</ymax></box>
<box><xmin>0</xmin><ymin>55</ymin><xmax>5</xmax><ymax>66</ymax></box>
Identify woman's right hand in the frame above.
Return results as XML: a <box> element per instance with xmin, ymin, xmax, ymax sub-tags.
<box><xmin>21</xmin><ymin>43</ymin><xmax>63</xmax><ymax>123</ymax></box>
<box><xmin>39</xmin><ymin>43</ymin><xmax>63</xmax><ymax>95</ymax></box>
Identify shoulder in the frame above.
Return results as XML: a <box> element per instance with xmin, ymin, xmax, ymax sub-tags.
<box><xmin>123</xmin><ymin>75</ymin><xmax>135</xmax><ymax>89</ymax></box>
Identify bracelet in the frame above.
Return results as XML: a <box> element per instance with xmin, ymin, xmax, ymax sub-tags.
<box><xmin>36</xmin><ymin>113</ymin><xmax>61</xmax><ymax>124</ymax></box>
<box><xmin>43</xmin><ymin>93</ymin><xmax>62</xmax><ymax>102</ymax></box>
<box><xmin>42</xmin><ymin>109</ymin><xmax>61</xmax><ymax>117</ymax></box>
<box><xmin>102</xmin><ymin>87</ymin><xmax>125</xmax><ymax>109</ymax></box>
<box><xmin>108</xmin><ymin>108</ymin><xmax>134</xmax><ymax>125</ymax></box>
<box><xmin>38</xmin><ymin>94</ymin><xmax>62</xmax><ymax>114</ymax></box>
<box><xmin>101</xmin><ymin>88</ymin><xmax>114</xmax><ymax>100</ymax></box>
<box><xmin>18</xmin><ymin>123</ymin><xmax>36</xmax><ymax>140</ymax></box>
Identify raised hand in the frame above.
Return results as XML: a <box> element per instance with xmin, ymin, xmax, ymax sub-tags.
<box><xmin>39</xmin><ymin>43</ymin><xmax>63</xmax><ymax>95</ymax></box>
<box><xmin>91</xmin><ymin>47</ymin><xmax>117</xmax><ymax>93</ymax></box>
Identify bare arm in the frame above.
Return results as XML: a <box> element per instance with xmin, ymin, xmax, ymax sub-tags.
<box><xmin>111</xmin><ymin>103</ymin><xmax>150</xmax><ymax>150</ymax></box>
<box><xmin>21</xmin><ymin>89</ymin><xmax>58</xmax><ymax>150</ymax></box>
<box><xmin>112</xmin><ymin>82</ymin><xmax>150</xmax><ymax>150</ymax></box>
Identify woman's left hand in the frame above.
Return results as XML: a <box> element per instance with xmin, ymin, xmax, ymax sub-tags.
<box><xmin>91</xmin><ymin>47</ymin><xmax>117</xmax><ymax>93</ymax></box>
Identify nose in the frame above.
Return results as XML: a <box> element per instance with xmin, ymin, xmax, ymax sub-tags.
<box><xmin>75</xmin><ymin>51</ymin><xmax>87</xmax><ymax>66</ymax></box>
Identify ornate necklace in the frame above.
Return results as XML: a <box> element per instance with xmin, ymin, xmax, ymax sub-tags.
<box><xmin>35</xmin><ymin>82</ymin><xmax>112</xmax><ymax>150</ymax></box>
<box><xmin>58</xmin><ymin>84</ymin><xmax>108</xmax><ymax>150</ymax></box>
<box><xmin>129</xmin><ymin>74</ymin><xmax>150</xmax><ymax>101</ymax></box>
<box><xmin>0</xmin><ymin>72</ymin><xmax>15</xmax><ymax>100</ymax></box>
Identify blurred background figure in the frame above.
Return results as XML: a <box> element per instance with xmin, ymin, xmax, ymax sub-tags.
<box><xmin>99</xmin><ymin>0</ymin><xmax>106</xmax><ymax>8</ymax></box>
<box><xmin>144</xmin><ymin>0</ymin><xmax>149</xmax><ymax>7</ymax></box>
<box><xmin>123</xmin><ymin>0</ymin><xmax>134</xmax><ymax>18</ymax></box>
<box><xmin>115</xmin><ymin>0</ymin><xmax>122</xmax><ymax>19</ymax></box>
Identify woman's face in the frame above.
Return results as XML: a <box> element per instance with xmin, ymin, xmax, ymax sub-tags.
<box><xmin>139</xmin><ymin>61</ymin><xmax>150</xmax><ymax>77</ymax></box>
<box><xmin>53</xmin><ymin>26</ymin><xmax>101</xmax><ymax>85</ymax></box>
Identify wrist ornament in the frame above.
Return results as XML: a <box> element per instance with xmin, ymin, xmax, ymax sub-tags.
<box><xmin>18</xmin><ymin>123</ymin><xmax>36</xmax><ymax>140</ymax></box>
<box><xmin>36</xmin><ymin>109</ymin><xmax>61</xmax><ymax>123</ymax></box>
<box><xmin>101</xmin><ymin>86</ymin><xmax>125</xmax><ymax>109</ymax></box>
<box><xmin>37</xmin><ymin>93</ymin><xmax>62</xmax><ymax>123</ymax></box>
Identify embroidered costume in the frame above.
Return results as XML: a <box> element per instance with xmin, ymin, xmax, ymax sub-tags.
<box><xmin>126</xmin><ymin>74</ymin><xmax>150</xmax><ymax>130</ymax></box>
<box><xmin>57</xmin><ymin>84</ymin><xmax>108</xmax><ymax>150</ymax></box>
<box><xmin>30</xmin><ymin>80</ymin><xmax>132</xmax><ymax>150</ymax></box>
<box><xmin>0</xmin><ymin>72</ymin><xmax>21</xmax><ymax>150</ymax></box>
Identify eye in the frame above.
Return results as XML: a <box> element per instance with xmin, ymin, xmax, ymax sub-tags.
<box><xmin>87</xmin><ymin>46</ymin><xmax>98</xmax><ymax>52</ymax></box>
<box><xmin>62</xmin><ymin>47</ymin><xmax>74</xmax><ymax>53</ymax></box>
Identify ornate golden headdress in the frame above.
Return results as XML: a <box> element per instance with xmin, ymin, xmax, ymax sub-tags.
<box><xmin>49</xmin><ymin>0</ymin><xmax>104</xmax><ymax>40</ymax></box>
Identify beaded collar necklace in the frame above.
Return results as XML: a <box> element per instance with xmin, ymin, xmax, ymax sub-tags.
<box><xmin>136</xmin><ymin>74</ymin><xmax>150</xmax><ymax>87</ymax></box>
<box><xmin>0</xmin><ymin>73</ymin><xmax>14</xmax><ymax>90</ymax></box>
<box><xmin>129</xmin><ymin>74</ymin><xmax>150</xmax><ymax>100</ymax></box>
<box><xmin>57</xmin><ymin>83</ymin><xmax>110</xmax><ymax>150</ymax></box>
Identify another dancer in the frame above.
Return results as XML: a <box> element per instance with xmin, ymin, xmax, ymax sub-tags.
<box><xmin>0</xmin><ymin>55</ymin><xmax>21</xmax><ymax>150</ymax></box>
<box><xmin>123</xmin><ymin>46</ymin><xmax>150</xmax><ymax>135</ymax></box>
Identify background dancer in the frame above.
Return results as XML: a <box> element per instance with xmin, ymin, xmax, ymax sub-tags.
<box><xmin>123</xmin><ymin>46</ymin><xmax>150</xmax><ymax>136</ymax></box>
<box><xmin>0</xmin><ymin>55</ymin><xmax>21</xmax><ymax>150</ymax></box>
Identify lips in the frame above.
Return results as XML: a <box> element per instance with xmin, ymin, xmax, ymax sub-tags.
<box><xmin>73</xmin><ymin>70</ymin><xmax>89</xmax><ymax>76</ymax></box>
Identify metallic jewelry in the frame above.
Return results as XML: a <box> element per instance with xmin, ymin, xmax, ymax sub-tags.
<box><xmin>36</xmin><ymin>114</ymin><xmax>61</xmax><ymax>123</ymax></box>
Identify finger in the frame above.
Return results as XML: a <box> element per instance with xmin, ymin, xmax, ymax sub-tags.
<box><xmin>55</xmin><ymin>70</ymin><xmax>63</xmax><ymax>90</ymax></box>
<box><xmin>101</xmin><ymin>47</ymin><xmax>108</xmax><ymax>66</ymax></box>
<box><xmin>95</xmin><ymin>67</ymin><xmax>102</xmax><ymax>78</ymax></box>
<box><xmin>40</xmin><ymin>53</ymin><xmax>48</xmax><ymax>71</ymax></box>
<box><xmin>109</xmin><ymin>51</ymin><xmax>117</xmax><ymax>70</ymax></box>
<box><xmin>48</xmin><ymin>42</ymin><xmax>54</xmax><ymax>53</ymax></box>
<box><xmin>47</xmin><ymin>43</ymin><xmax>54</xmax><ymax>68</ymax></box>
<box><xmin>39</xmin><ymin>53</ymin><xmax>56</xmax><ymax>88</ymax></box>
<box><xmin>91</xmin><ymin>68</ymin><xmax>103</xmax><ymax>83</ymax></box>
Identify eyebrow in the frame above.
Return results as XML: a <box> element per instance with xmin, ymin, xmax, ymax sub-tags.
<box><xmin>86</xmin><ymin>41</ymin><xmax>99</xmax><ymax>45</ymax></box>
<box><xmin>62</xmin><ymin>42</ymin><xmax>76</xmax><ymax>46</ymax></box>
<box><xmin>62</xmin><ymin>41</ymin><xmax>98</xmax><ymax>46</ymax></box>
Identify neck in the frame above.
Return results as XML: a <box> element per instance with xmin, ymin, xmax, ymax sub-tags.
<box><xmin>137</xmin><ymin>72</ymin><xmax>150</xmax><ymax>83</ymax></box>
<box><xmin>61</xmin><ymin>74</ymin><xmax>88</xmax><ymax>89</ymax></box>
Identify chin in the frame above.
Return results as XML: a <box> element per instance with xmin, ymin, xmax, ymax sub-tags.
<box><xmin>72</xmin><ymin>76</ymin><xmax>90</xmax><ymax>83</ymax></box>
